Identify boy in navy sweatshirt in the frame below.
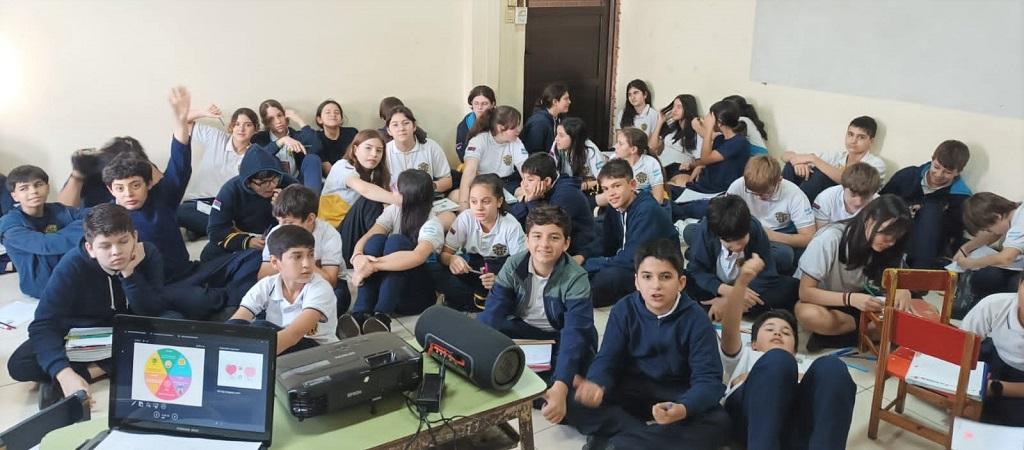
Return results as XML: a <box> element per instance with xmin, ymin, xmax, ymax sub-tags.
<box><xmin>7</xmin><ymin>204</ymin><xmax>168</xmax><ymax>408</ymax></box>
<box><xmin>251</xmin><ymin>99</ymin><xmax>323</xmax><ymax>192</ymax></box>
<box><xmin>569</xmin><ymin>239</ymin><xmax>729</xmax><ymax>449</ymax></box>
<box><xmin>880</xmin><ymin>139</ymin><xmax>972</xmax><ymax>269</ymax></box>
<box><xmin>0</xmin><ymin>165</ymin><xmax>84</xmax><ymax>297</ymax></box>
<box><xmin>478</xmin><ymin>205</ymin><xmax>597</xmax><ymax>426</ymax></box>
<box><xmin>577</xmin><ymin>159</ymin><xmax>678</xmax><ymax>307</ymax></box>
<box><xmin>509</xmin><ymin>153</ymin><xmax>596</xmax><ymax>257</ymax></box>
<box><xmin>686</xmin><ymin>194</ymin><xmax>799</xmax><ymax>318</ymax></box>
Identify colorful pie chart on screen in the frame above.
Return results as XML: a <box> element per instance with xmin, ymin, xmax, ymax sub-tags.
<box><xmin>143</xmin><ymin>348</ymin><xmax>193</xmax><ymax>401</ymax></box>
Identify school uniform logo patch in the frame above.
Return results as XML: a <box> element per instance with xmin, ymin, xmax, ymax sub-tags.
<box><xmin>44</xmin><ymin>224</ymin><xmax>58</xmax><ymax>234</ymax></box>
<box><xmin>417</xmin><ymin>162</ymin><xmax>430</xmax><ymax>172</ymax></box>
<box><xmin>502</xmin><ymin>154</ymin><xmax>513</xmax><ymax>166</ymax></box>
<box><xmin>775</xmin><ymin>212</ymin><xmax>791</xmax><ymax>224</ymax></box>
<box><xmin>492</xmin><ymin>243</ymin><xmax>508</xmax><ymax>257</ymax></box>
<box><xmin>636</xmin><ymin>172</ymin><xmax>648</xmax><ymax>184</ymax></box>
<box><xmin>640</xmin><ymin>123</ymin><xmax>648</xmax><ymax>131</ymax></box>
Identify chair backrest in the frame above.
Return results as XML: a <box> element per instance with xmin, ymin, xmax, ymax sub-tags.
<box><xmin>882</xmin><ymin>268</ymin><xmax>958</xmax><ymax>324</ymax></box>
<box><xmin>891</xmin><ymin>310</ymin><xmax>980</xmax><ymax>368</ymax></box>
<box><xmin>0</xmin><ymin>390</ymin><xmax>90</xmax><ymax>450</ymax></box>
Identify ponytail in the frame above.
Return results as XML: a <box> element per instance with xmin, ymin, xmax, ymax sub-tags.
<box><xmin>723</xmin><ymin>95</ymin><xmax>767</xmax><ymax>140</ymax></box>
<box><xmin>467</xmin><ymin>105</ymin><xmax>522</xmax><ymax>142</ymax></box>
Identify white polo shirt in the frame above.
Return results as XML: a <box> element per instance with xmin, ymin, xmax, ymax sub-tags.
<box><xmin>187</xmin><ymin>123</ymin><xmax>246</xmax><ymax>200</ymax></box>
<box><xmin>444</xmin><ymin>211</ymin><xmax>525</xmax><ymax>258</ymax></box>
<box><xmin>813</xmin><ymin>150</ymin><xmax>887</xmax><ymax>182</ymax></box>
<box><xmin>739</xmin><ymin>117</ymin><xmax>767</xmax><ymax>151</ymax></box>
<box><xmin>464</xmin><ymin>132</ymin><xmax>528</xmax><ymax>179</ymax></box>
<box><xmin>239</xmin><ymin>273</ymin><xmax>339</xmax><ymax>345</ymax></box>
<box><xmin>558</xmin><ymin>139</ymin><xmax>607</xmax><ymax>179</ymax></box>
<box><xmin>614</xmin><ymin>104</ymin><xmax>659</xmax><ymax>136</ymax></box>
<box><xmin>615</xmin><ymin>154</ymin><xmax>664</xmax><ymax>193</ymax></box>
<box><xmin>1004</xmin><ymin>204</ymin><xmax>1024</xmax><ymax>254</ymax></box>
<box><xmin>321</xmin><ymin>159</ymin><xmax>362</xmax><ymax>207</ymax></box>
<box><xmin>812</xmin><ymin>185</ymin><xmax>877</xmax><ymax>225</ymax></box>
<box><xmin>262</xmin><ymin>219</ymin><xmax>343</xmax><ymax>268</ymax></box>
<box><xmin>727</xmin><ymin>178</ymin><xmax>814</xmax><ymax>231</ymax></box>
<box><xmin>375</xmin><ymin>204</ymin><xmax>445</xmax><ymax>252</ymax></box>
<box><xmin>660</xmin><ymin>130</ymin><xmax>703</xmax><ymax>167</ymax></box>
<box><xmin>962</xmin><ymin>292</ymin><xmax>1024</xmax><ymax>372</ymax></box>
<box><xmin>386</xmin><ymin>138</ymin><xmax>452</xmax><ymax>188</ymax></box>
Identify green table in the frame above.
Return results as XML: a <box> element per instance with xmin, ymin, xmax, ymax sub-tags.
<box><xmin>41</xmin><ymin>357</ymin><xmax>546</xmax><ymax>449</ymax></box>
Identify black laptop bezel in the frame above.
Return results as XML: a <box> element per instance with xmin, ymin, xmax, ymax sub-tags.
<box><xmin>108</xmin><ymin>314</ymin><xmax>276</xmax><ymax>446</ymax></box>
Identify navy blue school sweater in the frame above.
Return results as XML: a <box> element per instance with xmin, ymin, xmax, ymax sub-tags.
<box><xmin>687</xmin><ymin>134</ymin><xmax>751</xmax><ymax>194</ymax></box>
<box><xmin>455</xmin><ymin>112</ymin><xmax>474</xmax><ymax>162</ymax></box>
<box><xmin>478</xmin><ymin>251</ymin><xmax>598</xmax><ymax>386</ymax></box>
<box><xmin>880</xmin><ymin>162</ymin><xmax>972</xmax><ymax>248</ymax></box>
<box><xmin>587</xmin><ymin>190</ymin><xmax>677</xmax><ymax>271</ymax></box>
<box><xmin>207</xmin><ymin>143</ymin><xmax>294</xmax><ymax>253</ymax></box>
<box><xmin>509</xmin><ymin>176</ymin><xmax>596</xmax><ymax>257</ymax></box>
<box><xmin>0</xmin><ymin>203</ymin><xmax>84</xmax><ymax>297</ymax></box>
<box><xmin>252</xmin><ymin>126</ymin><xmax>323</xmax><ymax>172</ymax></box>
<box><xmin>586</xmin><ymin>291</ymin><xmax>724</xmax><ymax>416</ymax></box>
<box><xmin>521</xmin><ymin>108</ymin><xmax>557</xmax><ymax>154</ymax></box>
<box><xmin>130</xmin><ymin>137</ymin><xmax>192</xmax><ymax>281</ymax></box>
<box><xmin>29</xmin><ymin>241</ymin><xmax>166</xmax><ymax>378</ymax></box>
<box><xmin>318</xmin><ymin>127</ymin><xmax>358</xmax><ymax>166</ymax></box>
<box><xmin>686</xmin><ymin>218</ymin><xmax>782</xmax><ymax>295</ymax></box>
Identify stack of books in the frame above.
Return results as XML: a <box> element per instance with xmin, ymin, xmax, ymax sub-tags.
<box><xmin>65</xmin><ymin>327</ymin><xmax>113</xmax><ymax>362</ymax></box>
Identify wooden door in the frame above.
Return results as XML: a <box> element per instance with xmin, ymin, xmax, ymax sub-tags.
<box><xmin>523</xmin><ymin>0</ymin><xmax>614</xmax><ymax>149</ymax></box>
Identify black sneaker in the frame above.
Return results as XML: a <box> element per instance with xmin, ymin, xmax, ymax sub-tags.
<box><xmin>805</xmin><ymin>332</ymin><xmax>858</xmax><ymax>353</ymax></box>
<box><xmin>362</xmin><ymin>314</ymin><xmax>391</xmax><ymax>334</ymax></box>
<box><xmin>337</xmin><ymin>313</ymin><xmax>362</xmax><ymax>339</ymax></box>
<box><xmin>38</xmin><ymin>380</ymin><xmax>64</xmax><ymax>410</ymax></box>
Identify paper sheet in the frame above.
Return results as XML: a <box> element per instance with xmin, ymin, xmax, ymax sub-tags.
<box><xmin>952</xmin><ymin>417</ymin><xmax>1024</xmax><ymax>450</ymax></box>
<box><xmin>946</xmin><ymin>246</ymin><xmax>1024</xmax><ymax>273</ymax></box>
<box><xmin>503</xmin><ymin>189</ymin><xmax>518</xmax><ymax>205</ymax></box>
<box><xmin>905</xmin><ymin>353</ymin><xmax>985</xmax><ymax>399</ymax></box>
<box><xmin>674</xmin><ymin>189</ymin><xmax>722</xmax><ymax>204</ymax></box>
<box><xmin>95</xmin><ymin>430</ymin><xmax>261</xmax><ymax>450</ymax></box>
<box><xmin>0</xmin><ymin>301</ymin><xmax>37</xmax><ymax>327</ymax></box>
<box><xmin>196</xmin><ymin>200</ymin><xmax>213</xmax><ymax>215</ymax></box>
<box><xmin>431</xmin><ymin>198</ymin><xmax>460</xmax><ymax>214</ymax></box>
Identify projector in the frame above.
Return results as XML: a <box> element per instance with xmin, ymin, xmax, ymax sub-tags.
<box><xmin>275</xmin><ymin>332</ymin><xmax>422</xmax><ymax>420</ymax></box>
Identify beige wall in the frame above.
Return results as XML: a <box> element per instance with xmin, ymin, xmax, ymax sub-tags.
<box><xmin>615</xmin><ymin>0</ymin><xmax>1024</xmax><ymax>198</ymax></box>
<box><xmin>0</xmin><ymin>0</ymin><xmax>526</xmax><ymax>191</ymax></box>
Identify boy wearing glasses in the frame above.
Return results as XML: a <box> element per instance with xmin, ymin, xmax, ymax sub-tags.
<box><xmin>726</xmin><ymin>156</ymin><xmax>815</xmax><ymax>274</ymax></box>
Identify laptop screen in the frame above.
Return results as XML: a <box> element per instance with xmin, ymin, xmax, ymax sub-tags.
<box><xmin>109</xmin><ymin>315</ymin><xmax>276</xmax><ymax>444</ymax></box>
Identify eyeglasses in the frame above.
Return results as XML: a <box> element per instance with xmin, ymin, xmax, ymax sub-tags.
<box><xmin>250</xmin><ymin>177</ymin><xmax>279</xmax><ymax>188</ymax></box>
<box><xmin>745</xmin><ymin>182</ymin><xmax>780</xmax><ymax>200</ymax></box>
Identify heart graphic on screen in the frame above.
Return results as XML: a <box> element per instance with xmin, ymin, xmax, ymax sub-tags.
<box><xmin>226</xmin><ymin>364</ymin><xmax>237</xmax><ymax>375</ymax></box>
<box><xmin>244</xmin><ymin>367</ymin><xmax>256</xmax><ymax>378</ymax></box>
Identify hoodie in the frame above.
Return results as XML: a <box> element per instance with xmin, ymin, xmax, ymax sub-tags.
<box><xmin>587</xmin><ymin>190</ymin><xmax>678</xmax><ymax>271</ymax></box>
<box><xmin>586</xmin><ymin>291</ymin><xmax>725</xmax><ymax>416</ymax></box>
<box><xmin>207</xmin><ymin>143</ymin><xmax>294</xmax><ymax>253</ymax></box>
<box><xmin>880</xmin><ymin>162</ymin><xmax>972</xmax><ymax>258</ymax></box>
<box><xmin>130</xmin><ymin>137</ymin><xmax>193</xmax><ymax>280</ymax></box>
<box><xmin>0</xmin><ymin>203</ymin><xmax>84</xmax><ymax>297</ymax></box>
<box><xmin>28</xmin><ymin>241</ymin><xmax>165</xmax><ymax>378</ymax></box>
<box><xmin>252</xmin><ymin>126</ymin><xmax>322</xmax><ymax>176</ymax></box>
<box><xmin>685</xmin><ymin>217</ymin><xmax>784</xmax><ymax>296</ymax></box>
<box><xmin>509</xmin><ymin>175</ymin><xmax>596</xmax><ymax>257</ymax></box>
<box><xmin>520</xmin><ymin>108</ymin><xmax>557</xmax><ymax>154</ymax></box>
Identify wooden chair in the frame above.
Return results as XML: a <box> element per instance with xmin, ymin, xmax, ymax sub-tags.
<box><xmin>867</xmin><ymin>306</ymin><xmax>983</xmax><ymax>449</ymax></box>
<box><xmin>0</xmin><ymin>390</ymin><xmax>90</xmax><ymax>450</ymax></box>
<box><xmin>858</xmin><ymin>268</ymin><xmax>957</xmax><ymax>355</ymax></box>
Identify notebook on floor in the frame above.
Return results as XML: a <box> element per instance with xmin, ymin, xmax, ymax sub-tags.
<box><xmin>80</xmin><ymin>315</ymin><xmax>276</xmax><ymax>449</ymax></box>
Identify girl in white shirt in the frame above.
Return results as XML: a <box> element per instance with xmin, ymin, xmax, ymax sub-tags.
<box><xmin>345</xmin><ymin>170</ymin><xmax>445</xmax><ymax>335</ymax></box>
<box><xmin>649</xmin><ymin>94</ymin><xmax>703</xmax><ymax>185</ymax></box>
<box><xmin>598</xmin><ymin>127</ymin><xmax>665</xmax><ymax>205</ymax></box>
<box><xmin>438</xmin><ymin>174</ymin><xmax>526</xmax><ymax>311</ymax></box>
<box><xmin>554</xmin><ymin>117</ymin><xmax>606</xmax><ymax>193</ymax></box>
<box><xmin>614</xmin><ymin>79</ymin><xmax>658</xmax><ymax>136</ymax></box>
<box><xmin>453</xmin><ymin>105</ymin><xmax>529</xmax><ymax>209</ymax></box>
<box><xmin>320</xmin><ymin>129</ymin><xmax>399</xmax><ymax>228</ymax></box>
<box><xmin>385</xmin><ymin>106</ymin><xmax>453</xmax><ymax>195</ymax></box>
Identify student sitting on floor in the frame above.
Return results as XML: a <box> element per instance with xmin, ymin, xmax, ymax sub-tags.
<box><xmin>881</xmin><ymin>139</ymin><xmax>972</xmax><ymax>269</ymax></box>
<box><xmin>314</xmin><ymin>99</ymin><xmax>359</xmax><ymax>176</ymax></box>
<box><xmin>0</xmin><ymin>165</ymin><xmax>84</xmax><ymax>298</ymax></box>
<box><xmin>259</xmin><ymin>185</ymin><xmax>351</xmax><ymax>314</ymax></box>
<box><xmin>782</xmin><ymin>115</ymin><xmax>887</xmax><ymax>201</ymax></box>
<box><xmin>251</xmin><ymin>99</ymin><xmax>323</xmax><ymax>192</ymax></box>
<box><xmin>599</xmin><ymin>127</ymin><xmax>665</xmax><ymax>204</ymax></box>
<box><xmin>478</xmin><ymin>205</ymin><xmax>597</xmax><ymax>426</ymax></box>
<box><xmin>521</xmin><ymin>83</ymin><xmax>571</xmax><ymax>154</ymax></box>
<box><xmin>552</xmin><ymin>117</ymin><xmax>606</xmax><ymax>194</ymax></box>
<box><xmin>8</xmin><ymin>204</ymin><xmax>169</xmax><ymax>409</ymax></box>
<box><xmin>812</xmin><ymin>161</ymin><xmax>881</xmax><ymax>228</ymax></box>
<box><xmin>509</xmin><ymin>153</ymin><xmax>596</xmax><ymax>258</ymax></box>
<box><xmin>569</xmin><ymin>240</ymin><xmax>730</xmax><ymax>450</ymax></box>
<box><xmin>719</xmin><ymin>254</ymin><xmax>856</xmax><ymax>449</ymax></box>
<box><xmin>578</xmin><ymin>159</ymin><xmax>677</xmax><ymax>307</ymax></box>
<box><xmin>341</xmin><ymin>169</ymin><xmax>445</xmax><ymax>335</ymax></box>
<box><xmin>961</xmin><ymin>277</ymin><xmax>1024</xmax><ymax>427</ymax></box>
<box><xmin>230</xmin><ymin>224</ymin><xmax>338</xmax><ymax>355</ymax></box>
<box><xmin>685</xmin><ymin>195</ymin><xmax>799</xmax><ymax>319</ymax></box>
<box><xmin>438</xmin><ymin>174</ymin><xmax>525</xmax><ymax>311</ymax></box>
<box><xmin>956</xmin><ymin>192</ymin><xmax>1024</xmax><ymax>303</ymax></box>
<box><xmin>455</xmin><ymin>85</ymin><xmax>496</xmax><ymax>161</ymax></box>
<box><xmin>794</xmin><ymin>195</ymin><xmax>914</xmax><ymax>351</ymax></box>
<box><xmin>56</xmin><ymin>136</ymin><xmax>163</xmax><ymax>209</ymax></box>
<box><xmin>454</xmin><ymin>105</ymin><xmax>528</xmax><ymax>207</ymax></box>
<box><xmin>726</xmin><ymin>155</ymin><xmax>816</xmax><ymax>274</ymax></box>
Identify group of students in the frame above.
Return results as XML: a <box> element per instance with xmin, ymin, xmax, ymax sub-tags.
<box><xmin>0</xmin><ymin>80</ymin><xmax>1021</xmax><ymax>446</ymax></box>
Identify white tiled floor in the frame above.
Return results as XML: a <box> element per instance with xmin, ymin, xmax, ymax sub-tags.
<box><xmin>0</xmin><ymin>239</ymin><xmax>953</xmax><ymax>448</ymax></box>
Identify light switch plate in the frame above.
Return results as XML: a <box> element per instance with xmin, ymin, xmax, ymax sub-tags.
<box><xmin>514</xmin><ymin>7</ymin><xmax>528</xmax><ymax>25</ymax></box>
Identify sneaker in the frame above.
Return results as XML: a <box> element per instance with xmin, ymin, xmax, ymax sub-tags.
<box><xmin>362</xmin><ymin>313</ymin><xmax>391</xmax><ymax>334</ymax></box>
<box><xmin>805</xmin><ymin>332</ymin><xmax>858</xmax><ymax>353</ymax></box>
<box><xmin>337</xmin><ymin>313</ymin><xmax>362</xmax><ymax>339</ymax></box>
<box><xmin>38</xmin><ymin>380</ymin><xmax>64</xmax><ymax>410</ymax></box>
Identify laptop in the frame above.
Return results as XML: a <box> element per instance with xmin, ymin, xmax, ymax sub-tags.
<box><xmin>80</xmin><ymin>315</ymin><xmax>276</xmax><ymax>449</ymax></box>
